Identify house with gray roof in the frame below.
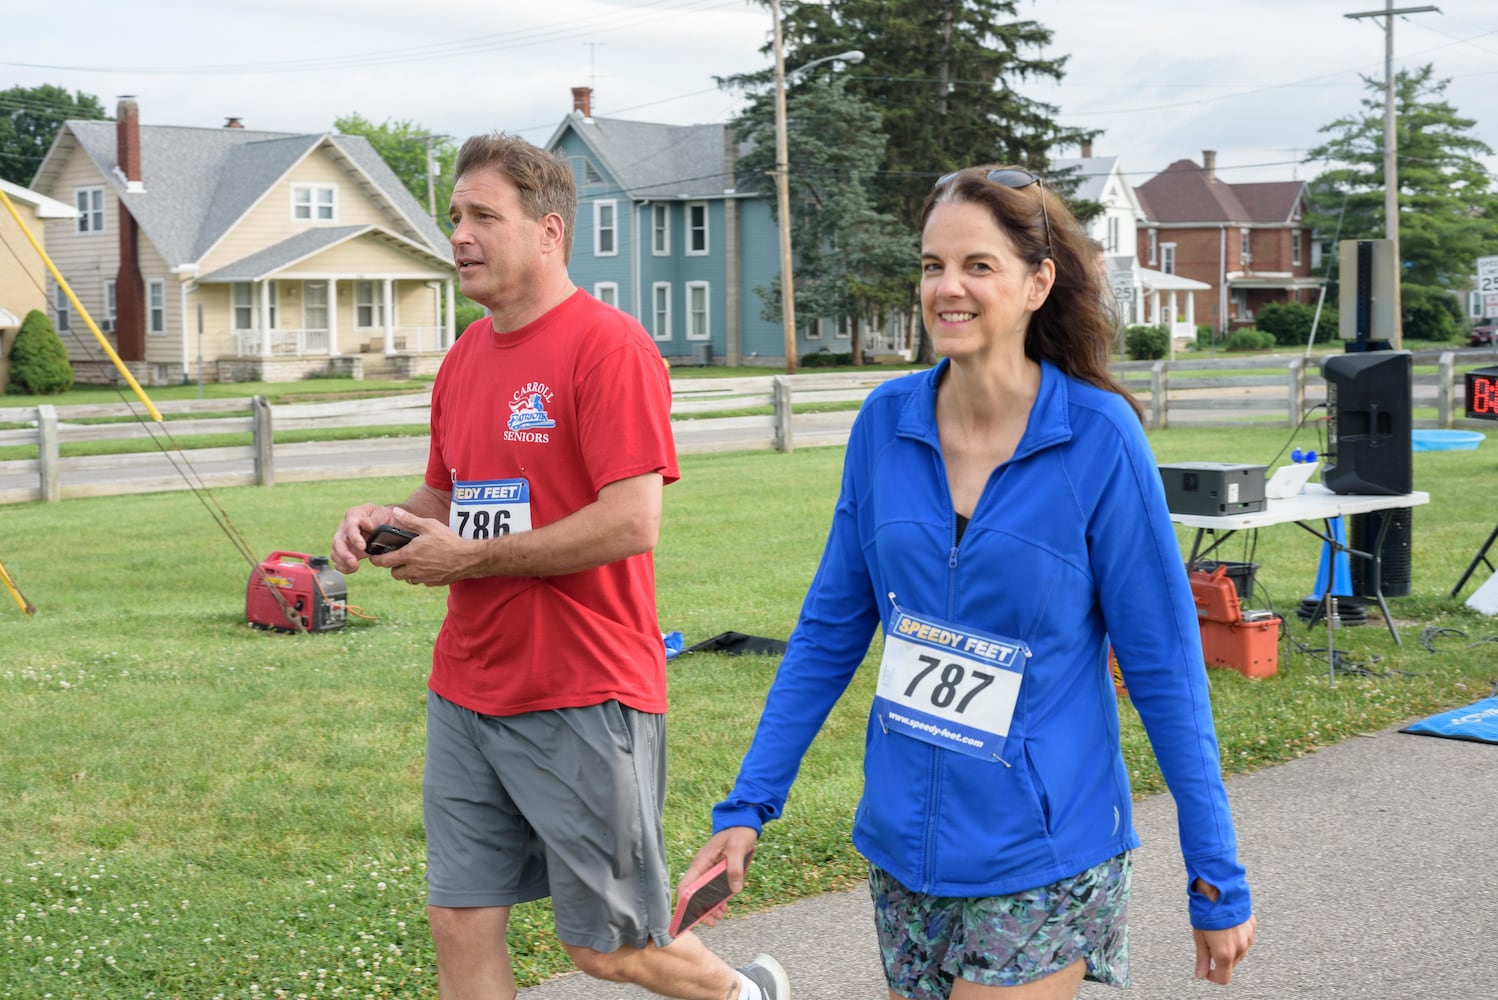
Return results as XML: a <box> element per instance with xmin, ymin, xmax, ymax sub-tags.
<box><xmin>547</xmin><ymin>87</ymin><xmax>837</xmax><ymax>368</ymax></box>
<box><xmin>28</xmin><ymin>99</ymin><xmax>455</xmax><ymax>385</ymax></box>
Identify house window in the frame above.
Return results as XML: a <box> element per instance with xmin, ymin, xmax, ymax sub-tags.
<box><xmin>1161</xmin><ymin>243</ymin><xmax>1176</xmax><ymax>275</ymax></box>
<box><xmin>805</xmin><ymin>317</ymin><xmax>823</xmax><ymax>341</ymax></box>
<box><xmin>103</xmin><ymin>280</ymin><xmax>117</xmax><ymax>333</ymax></box>
<box><xmin>1240</xmin><ymin>229</ymin><xmax>1252</xmax><ymax>263</ymax></box>
<box><xmin>232</xmin><ymin>283</ymin><xmax>256</xmax><ymax>330</ymax></box>
<box><xmin>1106</xmin><ymin>215</ymin><xmax>1120</xmax><ymax>254</ymax></box>
<box><xmin>304</xmin><ymin>281</ymin><xmax>329</xmax><ymax>331</ymax></box>
<box><xmin>1292</xmin><ymin>229</ymin><xmax>1303</xmax><ymax>267</ymax></box>
<box><xmin>594</xmin><ymin>200</ymin><xmax>617</xmax><ymax>256</ymax></box>
<box><xmin>75</xmin><ymin>186</ymin><xmax>104</xmax><ymax>234</ymax></box>
<box><xmin>651</xmin><ymin>282</ymin><xmax>671</xmax><ymax>341</ymax></box>
<box><xmin>1233</xmin><ymin>288</ymin><xmax>1252</xmax><ymax>322</ymax></box>
<box><xmin>594</xmin><ymin>282</ymin><xmax>619</xmax><ymax>308</ymax></box>
<box><xmin>835</xmin><ymin>315</ymin><xmax>851</xmax><ymax>340</ymax></box>
<box><xmin>686</xmin><ymin>202</ymin><xmax>708</xmax><ymax>255</ymax></box>
<box><xmin>1148</xmin><ymin>229</ymin><xmax>1158</xmax><ymax>265</ymax></box>
<box><xmin>292</xmin><ymin>184</ymin><xmax>336</xmax><ymax>221</ymax></box>
<box><xmin>686</xmin><ymin>281</ymin><xmax>709</xmax><ymax>340</ymax></box>
<box><xmin>147</xmin><ymin>279</ymin><xmax>165</xmax><ymax>335</ymax></box>
<box><xmin>354</xmin><ymin>281</ymin><xmax>384</xmax><ymax>328</ymax></box>
<box><xmin>53</xmin><ymin>285</ymin><xmax>70</xmax><ymax>333</ymax></box>
<box><xmin>652</xmin><ymin>204</ymin><xmax>670</xmax><ymax>255</ymax></box>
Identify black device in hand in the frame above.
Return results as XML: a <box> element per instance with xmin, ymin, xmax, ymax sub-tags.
<box><xmin>365</xmin><ymin>524</ymin><xmax>418</xmax><ymax>555</ymax></box>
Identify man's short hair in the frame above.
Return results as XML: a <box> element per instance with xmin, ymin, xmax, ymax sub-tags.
<box><xmin>455</xmin><ymin>133</ymin><xmax>577</xmax><ymax>262</ymax></box>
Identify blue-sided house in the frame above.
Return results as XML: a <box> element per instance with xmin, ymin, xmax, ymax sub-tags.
<box><xmin>548</xmin><ymin>87</ymin><xmax>850</xmax><ymax>368</ymax></box>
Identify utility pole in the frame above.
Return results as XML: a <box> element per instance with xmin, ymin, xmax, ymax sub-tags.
<box><xmin>771</xmin><ymin>0</ymin><xmax>796</xmax><ymax>374</ymax></box>
<box><xmin>414</xmin><ymin>133</ymin><xmax>449</xmax><ymax>224</ymax></box>
<box><xmin>1344</xmin><ymin>1</ymin><xmax>1439</xmax><ymax>349</ymax></box>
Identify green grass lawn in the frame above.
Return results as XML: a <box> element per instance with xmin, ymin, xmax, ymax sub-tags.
<box><xmin>2</xmin><ymin>427</ymin><xmax>1496</xmax><ymax>997</ymax></box>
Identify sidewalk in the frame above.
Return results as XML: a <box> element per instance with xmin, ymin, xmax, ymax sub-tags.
<box><xmin>522</xmin><ymin>723</ymin><xmax>1497</xmax><ymax>999</ymax></box>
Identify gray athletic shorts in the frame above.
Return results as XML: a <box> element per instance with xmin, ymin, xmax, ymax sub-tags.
<box><xmin>423</xmin><ymin>690</ymin><xmax>674</xmax><ymax>952</ymax></box>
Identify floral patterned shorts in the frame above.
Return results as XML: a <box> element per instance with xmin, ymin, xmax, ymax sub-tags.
<box><xmin>870</xmin><ymin>852</ymin><xmax>1131</xmax><ymax>999</ymax></box>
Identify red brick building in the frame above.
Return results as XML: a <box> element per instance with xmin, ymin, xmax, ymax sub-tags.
<box><xmin>1134</xmin><ymin>151</ymin><xmax>1324</xmax><ymax>337</ymax></box>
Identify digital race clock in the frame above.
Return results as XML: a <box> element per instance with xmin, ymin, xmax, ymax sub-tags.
<box><xmin>1466</xmin><ymin>365</ymin><xmax>1498</xmax><ymax>421</ymax></box>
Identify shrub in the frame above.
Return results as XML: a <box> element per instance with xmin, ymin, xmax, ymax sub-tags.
<box><xmin>1401</xmin><ymin>284</ymin><xmax>1465</xmax><ymax>342</ymax></box>
<box><xmin>1225</xmin><ymin>328</ymin><xmax>1275</xmax><ymax>352</ymax></box>
<box><xmin>1124</xmin><ymin>324</ymin><xmax>1169</xmax><ymax>360</ymax></box>
<box><xmin>1256</xmin><ymin>301</ymin><xmax>1341</xmax><ymax>346</ymax></box>
<box><xmin>6</xmin><ymin>309</ymin><xmax>73</xmax><ymax>395</ymax></box>
<box><xmin>452</xmin><ymin>297</ymin><xmax>487</xmax><ymax>337</ymax></box>
<box><xmin>800</xmin><ymin>350</ymin><xmax>853</xmax><ymax>368</ymax></box>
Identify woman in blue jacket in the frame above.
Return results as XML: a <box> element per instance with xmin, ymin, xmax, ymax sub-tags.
<box><xmin>684</xmin><ymin>167</ymin><xmax>1256</xmax><ymax>998</ymax></box>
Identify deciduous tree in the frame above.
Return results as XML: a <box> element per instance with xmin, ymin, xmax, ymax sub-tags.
<box><xmin>0</xmin><ymin>85</ymin><xmax>107</xmax><ymax>186</ymax></box>
<box><xmin>333</xmin><ymin>113</ymin><xmax>456</xmax><ymax>229</ymax></box>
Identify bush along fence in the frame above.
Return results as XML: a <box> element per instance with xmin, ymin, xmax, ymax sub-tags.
<box><xmin>1</xmin><ymin>352</ymin><xmax>1494</xmax><ymax>504</ymax></box>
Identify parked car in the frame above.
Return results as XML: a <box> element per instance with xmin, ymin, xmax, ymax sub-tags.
<box><xmin>1472</xmin><ymin>317</ymin><xmax>1497</xmax><ymax>346</ymax></box>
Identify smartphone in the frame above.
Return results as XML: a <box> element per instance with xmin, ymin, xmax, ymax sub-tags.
<box><xmin>668</xmin><ymin>860</ymin><xmax>738</xmax><ymax>937</ymax></box>
<box><xmin>365</xmin><ymin>524</ymin><xmax>418</xmax><ymax>555</ymax></box>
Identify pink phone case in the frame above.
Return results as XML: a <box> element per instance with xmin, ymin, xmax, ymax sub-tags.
<box><xmin>669</xmin><ymin>860</ymin><xmax>737</xmax><ymax>936</ymax></box>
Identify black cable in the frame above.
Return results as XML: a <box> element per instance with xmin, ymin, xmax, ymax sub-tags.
<box><xmin>1263</xmin><ymin>401</ymin><xmax>1327</xmax><ymax>472</ymax></box>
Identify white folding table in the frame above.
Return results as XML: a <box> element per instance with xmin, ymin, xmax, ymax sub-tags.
<box><xmin>1169</xmin><ymin>484</ymin><xmax>1430</xmax><ymax>677</ymax></box>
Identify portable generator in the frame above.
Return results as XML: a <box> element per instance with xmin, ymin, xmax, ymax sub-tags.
<box><xmin>246</xmin><ymin>551</ymin><xmax>348</xmax><ymax>633</ymax></box>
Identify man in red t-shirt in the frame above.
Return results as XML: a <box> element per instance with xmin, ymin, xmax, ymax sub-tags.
<box><xmin>330</xmin><ymin>134</ymin><xmax>787</xmax><ymax>1000</ymax></box>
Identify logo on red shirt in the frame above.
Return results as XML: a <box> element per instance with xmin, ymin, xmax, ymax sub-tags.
<box><xmin>506</xmin><ymin>381</ymin><xmax>556</xmax><ymax>442</ymax></box>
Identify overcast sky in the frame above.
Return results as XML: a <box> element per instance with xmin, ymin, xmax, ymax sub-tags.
<box><xmin>5</xmin><ymin>0</ymin><xmax>1497</xmax><ymax>187</ymax></box>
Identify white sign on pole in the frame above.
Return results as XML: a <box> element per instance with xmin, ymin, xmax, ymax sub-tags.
<box><xmin>1478</xmin><ymin>256</ymin><xmax>1498</xmax><ymax>316</ymax></box>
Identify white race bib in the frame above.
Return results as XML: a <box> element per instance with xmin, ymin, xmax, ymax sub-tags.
<box><xmin>450</xmin><ymin>478</ymin><xmax>532</xmax><ymax>538</ymax></box>
<box><xmin>874</xmin><ymin>609</ymin><xmax>1029</xmax><ymax>762</ymax></box>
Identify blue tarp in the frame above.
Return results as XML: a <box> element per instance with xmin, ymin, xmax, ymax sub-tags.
<box><xmin>1401</xmin><ymin>696</ymin><xmax>1498</xmax><ymax>745</ymax></box>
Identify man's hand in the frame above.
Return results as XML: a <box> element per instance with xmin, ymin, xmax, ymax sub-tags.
<box><xmin>330</xmin><ymin>502</ymin><xmax>394</xmax><ymax>574</ymax></box>
<box><xmin>368</xmin><ymin>507</ymin><xmax>471</xmax><ymax>588</ymax></box>
<box><xmin>676</xmin><ymin>827</ymin><xmax>760</xmax><ymax>930</ymax></box>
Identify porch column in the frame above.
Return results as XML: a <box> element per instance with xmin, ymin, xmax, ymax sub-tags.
<box><xmin>1149</xmin><ymin>289</ymin><xmax>1162</xmax><ymax>325</ymax></box>
<box><xmin>259</xmin><ymin>280</ymin><xmax>272</xmax><ymax>356</ymax></box>
<box><xmin>444</xmin><ymin>280</ymin><xmax>456</xmax><ymax>347</ymax></box>
<box><xmin>327</xmin><ymin>278</ymin><xmax>340</xmax><ymax>356</ymax></box>
<box><xmin>1184</xmin><ymin>291</ymin><xmax>1196</xmax><ymax>331</ymax></box>
<box><xmin>1168</xmin><ymin>290</ymin><xmax>1180</xmax><ymax>330</ymax></box>
<box><xmin>382</xmin><ymin>278</ymin><xmax>395</xmax><ymax>356</ymax></box>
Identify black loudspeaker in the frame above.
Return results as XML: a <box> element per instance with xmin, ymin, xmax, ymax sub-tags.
<box><xmin>1321</xmin><ymin>351</ymin><xmax>1412</xmax><ymax>495</ymax></box>
<box><xmin>1349</xmin><ymin>507</ymin><xmax>1413</xmax><ymax>598</ymax></box>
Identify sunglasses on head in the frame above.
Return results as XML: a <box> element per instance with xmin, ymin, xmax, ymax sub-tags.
<box><xmin>935</xmin><ymin>167</ymin><xmax>1053</xmax><ymax>257</ymax></box>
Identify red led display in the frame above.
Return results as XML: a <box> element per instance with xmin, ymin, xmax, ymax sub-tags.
<box><xmin>1466</xmin><ymin>366</ymin><xmax>1498</xmax><ymax>421</ymax></box>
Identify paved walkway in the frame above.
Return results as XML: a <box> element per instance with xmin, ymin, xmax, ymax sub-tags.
<box><xmin>522</xmin><ymin>723</ymin><xmax>1497</xmax><ymax>999</ymax></box>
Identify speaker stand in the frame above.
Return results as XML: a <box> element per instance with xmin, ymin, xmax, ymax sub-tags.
<box><xmin>1451</xmin><ymin>522</ymin><xmax>1498</xmax><ymax>598</ymax></box>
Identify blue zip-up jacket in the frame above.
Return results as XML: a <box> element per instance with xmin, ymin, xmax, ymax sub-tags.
<box><xmin>713</xmin><ymin>359</ymin><xmax>1251</xmax><ymax>931</ymax></box>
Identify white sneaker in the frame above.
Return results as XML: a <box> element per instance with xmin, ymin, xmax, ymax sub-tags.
<box><xmin>738</xmin><ymin>953</ymin><xmax>790</xmax><ymax>999</ymax></box>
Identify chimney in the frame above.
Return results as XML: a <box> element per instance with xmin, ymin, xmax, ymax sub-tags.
<box><xmin>1080</xmin><ymin>141</ymin><xmax>1092</xmax><ymax>158</ymax></box>
<box><xmin>114</xmin><ymin>96</ymin><xmax>146</xmax><ymax>363</ymax></box>
<box><xmin>224</xmin><ymin>117</ymin><xmax>245</xmax><ymax>129</ymax></box>
<box><xmin>116</xmin><ymin>97</ymin><xmax>142</xmax><ymax>185</ymax></box>
<box><xmin>1203</xmin><ymin>149</ymin><xmax>1217</xmax><ymax>181</ymax></box>
<box><xmin>571</xmin><ymin>86</ymin><xmax>593</xmax><ymax>119</ymax></box>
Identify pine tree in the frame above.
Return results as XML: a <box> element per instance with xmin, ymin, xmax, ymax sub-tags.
<box><xmin>728</xmin><ymin>0</ymin><xmax>1094</xmax><ymax>361</ymax></box>
<box><xmin>1306</xmin><ymin>65</ymin><xmax>1498</xmax><ymax>340</ymax></box>
<box><xmin>732</xmin><ymin>76</ymin><xmax>915</xmax><ymax>363</ymax></box>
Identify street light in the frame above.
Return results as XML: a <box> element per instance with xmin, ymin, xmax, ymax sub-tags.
<box><xmin>771</xmin><ymin>3</ymin><xmax>863</xmax><ymax>373</ymax></box>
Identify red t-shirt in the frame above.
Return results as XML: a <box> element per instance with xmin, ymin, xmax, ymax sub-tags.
<box><xmin>424</xmin><ymin>290</ymin><xmax>679</xmax><ymax>716</ymax></box>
